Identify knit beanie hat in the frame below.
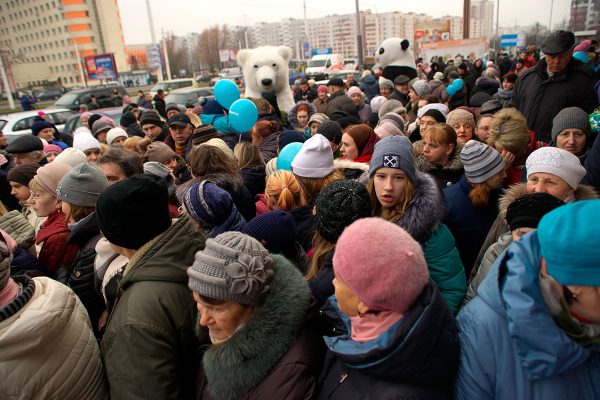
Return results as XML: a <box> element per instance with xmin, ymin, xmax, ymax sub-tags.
<box><xmin>265</xmin><ymin>157</ymin><xmax>278</xmax><ymax>177</ymax></box>
<box><xmin>56</xmin><ymin>163</ymin><xmax>108</xmax><ymax>207</ymax></box>
<box><xmin>378</xmin><ymin>113</ymin><xmax>405</xmax><ymax>131</ymax></box>
<box><xmin>241</xmin><ymin>210</ymin><xmax>296</xmax><ymax>253</ymax></box>
<box><xmin>166</xmin><ymin>103</ymin><xmax>180</xmax><ymax>114</ymax></box>
<box><xmin>144</xmin><ymin>141</ymin><xmax>176</xmax><ymax>164</ymax></box>
<box><xmin>308</xmin><ymin>113</ymin><xmax>330</xmax><ymax>127</ymax></box>
<box><xmin>291</xmin><ymin>134</ymin><xmax>335</xmax><ymax>178</ymax></box>
<box><xmin>187</xmin><ymin>231</ymin><xmax>273</xmax><ymax>306</ymax></box>
<box><xmin>107</xmin><ymin>127</ymin><xmax>128</xmax><ymax>145</ymax></box>
<box><xmin>379</xmin><ymin>77</ymin><xmax>393</xmax><ymax>89</ymax></box>
<box><xmin>347</xmin><ymin>86</ymin><xmax>364</xmax><ymax>98</ymax></box>
<box><xmin>317</xmin><ymin>85</ymin><xmax>328</xmax><ymax>93</ymax></box>
<box><xmin>139</xmin><ymin>112</ymin><xmax>163</xmax><ymax>128</ymax></box>
<box><xmin>333</xmin><ymin>217</ymin><xmax>429</xmax><ymax>313</ymax></box>
<box><xmin>526</xmin><ymin>147</ymin><xmax>586</xmax><ymax>190</ymax></box>
<box><xmin>433</xmin><ymin>71</ymin><xmax>444</xmax><ymax>80</ymax></box>
<box><xmin>201</xmin><ymin>99</ymin><xmax>225</xmax><ymax>115</ymax></box>
<box><xmin>120</xmin><ymin>111</ymin><xmax>137</xmax><ymax>128</ymax></box>
<box><xmin>411</xmin><ymin>80</ymin><xmax>432</xmax><ymax>97</ymax></box>
<box><xmin>279</xmin><ymin>129</ymin><xmax>306</xmax><ymax>150</ymax></box>
<box><xmin>31</xmin><ymin>120</ymin><xmax>54</xmax><ymax>137</ymax></box>
<box><xmin>551</xmin><ymin>107</ymin><xmax>590</xmax><ymax>143</ymax></box>
<box><xmin>315</xmin><ymin>179</ymin><xmax>371</xmax><ymax>243</ymax></box>
<box><xmin>506</xmin><ymin>192</ymin><xmax>565</xmax><ymax>231</ymax></box>
<box><xmin>43</xmin><ymin>144</ymin><xmax>62</xmax><ymax>155</ymax></box>
<box><xmin>446</xmin><ymin>109</ymin><xmax>475</xmax><ymax>128</ymax></box>
<box><xmin>99</xmin><ymin>116</ymin><xmax>116</xmax><ymax>128</ymax></box>
<box><xmin>143</xmin><ymin>162</ymin><xmax>176</xmax><ymax>197</ymax></box>
<box><xmin>374</xmin><ymin>122</ymin><xmax>403</xmax><ymax>138</ymax></box>
<box><xmin>378</xmin><ymin>99</ymin><xmax>406</xmax><ymax>119</ymax></box>
<box><xmin>191</xmin><ymin>124</ymin><xmax>219</xmax><ymax>146</ymax></box>
<box><xmin>7</xmin><ymin>164</ymin><xmax>39</xmax><ymax>186</ymax></box>
<box><xmin>53</xmin><ymin>147</ymin><xmax>87</xmax><ymax>167</ymax></box>
<box><xmin>460</xmin><ymin>140</ymin><xmax>504</xmax><ymax>184</ymax></box>
<box><xmin>369</xmin><ymin>135</ymin><xmax>416</xmax><ymax>182</ymax></box>
<box><xmin>335</xmin><ymin>116</ymin><xmax>361</xmax><ymax>130</ymax></box>
<box><xmin>96</xmin><ymin>174</ymin><xmax>171</xmax><ymax>250</ymax></box>
<box><xmin>370</xmin><ymin>96</ymin><xmax>387</xmax><ymax>114</ymax></box>
<box><xmin>538</xmin><ymin>200</ymin><xmax>600</xmax><ymax>286</ymax></box>
<box><xmin>183</xmin><ymin>180</ymin><xmax>235</xmax><ymax>229</ymax></box>
<box><xmin>421</xmin><ymin>109</ymin><xmax>447</xmax><ymax>123</ymax></box>
<box><xmin>73</xmin><ymin>132</ymin><xmax>101</xmax><ymax>152</ymax></box>
<box><xmin>417</xmin><ymin>103</ymin><xmax>449</xmax><ymax>119</ymax></box>
<box><xmin>92</xmin><ymin>119</ymin><xmax>113</xmax><ymax>137</ymax></box>
<box><xmin>33</xmin><ymin>162</ymin><xmax>73</xmax><ymax>197</ymax></box>
<box><xmin>316</xmin><ymin>121</ymin><xmax>343</xmax><ymax>145</ymax></box>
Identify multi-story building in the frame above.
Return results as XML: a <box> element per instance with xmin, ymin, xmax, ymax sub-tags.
<box><xmin>470</xmin><ymin>0</ymin><xmax>495</xmax><ymax>39</ymax></box>
<box><xmin>0</xmin><ymin>0</ymin><xmax>129</xmax><ymax>89</ymax></box>
<box><xmin>570</xmin><ymin>0</ymin><xmax>600</xmax><ymax>31</ymax></box>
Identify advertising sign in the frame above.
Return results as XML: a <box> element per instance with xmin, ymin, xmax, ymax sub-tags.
<box><xmin>311</xmin><ymin>48</ymin><xmax>333</xmax><ymax>56</ymax></box>
<box><xmin>84</xmin><ymin>53</ymin><xmax>118</xmax><ymax>80</ymax></box>
<box><xmin>147</xmin><ymin>44</ymin><xmax>162</xmax><ymax>69</ymax></box>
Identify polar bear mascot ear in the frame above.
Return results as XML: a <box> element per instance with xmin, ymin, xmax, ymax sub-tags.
<box><xmin>374</xmin><ymin>37</ymin><xmax>417</xmax><ymax>82</ymax></box>
<box><xmin>237</xmin><ymin>45</ymin><xmax>295</xmax><ymax>113</ymax></box>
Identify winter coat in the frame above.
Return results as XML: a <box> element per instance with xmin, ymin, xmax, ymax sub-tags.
<box><xmin>95</xmin><ymin>237</ymin><xmax>128</xmax><ymax>314</ymax></box>
<box><xmin>101</xmin><ymin>214</ymin><xmax>205</xmax><ymax>400</ymax></box>
<box><xmin>153</xmin><ymin>94</ymin><xmax>167</xmax><ymax>118</ymax></box>
<box><xmin>164</xmin><ymin>134</ymin><xmax>194</xmax><ymax>161</ymax></box>
<box><xmin>358</xmin><ymin>75</ymin><xmax>380</xmax><ymax>102</ymax></box>
<box><xmin>394</xmin><ymin>172</ymin><xmax>466</xmax><ymax>313</ymax></box>
<box><xmin>493</xmin><ymin>88</ymin><xmax>513</xmax><ymax>108</ymax></box>
<box><xmin>201</xmin><ymin>173</ymin><xmax>256</xmax><ymax>222</ymax></box>
<box><xmin>318</xmin><ymin>282</ymin><xmax>459</xmax><ymax>399</ymax></box>
<box><xmin>455</xmin><ymin>231</ymin><xmax>600</xmax><ymax>399</ymax></box>
<box><xmin>473</xmin><ymin>77</ymin><xmax>500</xmax><ymax>97</ymax></box>
<box><xmin>240</xmin><ymin>164</ymin><xmax>266</xmax><ymax>199</ymax></box>
<box><xmin>325</xmin><ymin>90</ymin><xmax>358</xmax><ymax>118</ymax></box>
<box><xmin>474</xmin><ymin>182</ymin><xmax>598</xmax><ymax>272</ymax></box>
<box><xmin>36</xmin><ymin>210</ymin><xmax>78</xmax><ymax>277</ymax></box>
<box><xmin>200</xmin><ymin>114</ymin><xmax>235</xmax><ymax>135</ymax></box>
<box><xmin>0</xmin><ymin>209</ymin><xmax>35</xmax><ymax>251</ymax></box>
<box><xmin>195</xmin><ymin>254</ymin><xmax>324</xmax><ymax>400</ymax></box>
<box><xmin>294</xmin><ymin>86</ymin><xmax>318</xmax><ymax>103</ymax></box>
<box><xmin>258</xmin><ymin>133</ymin><xmax>279</xmax><ymax>163</ymax></box>
<box><xmin>356</xmin><ymin>102</ymin><xmax>372</xmax><ymax>124</ymax></box>
<box><xmin>512</xmin><ymin>57</ymin><xmax>598</xmax><ymax>143</ymax></box>
<box><xmin>583</xmin><ymin>133</ymin><xmax>600</xmax><ymax>192</ymax></box>
<box><xmin>0</xmin><ymin>276</ymin><xmax>108</xmax><ymax>400</ymax></box>
<box><xmin>309</xmin><ymin>250</ymin><xmax>335</xmax><ymax>307</ymax></box>
<box><xmin>334</xmin><ymin>159</ymin><xmax>369</xmax><ymax>182</ymax></box>
<box><xmin>312</xmin><ymin>97</ymin><xmax>329</xmax><ymax>114</ymax></box>
<box><xmin>414</xmin><ymin>140</ymin><xmax>464</xmax><ymax>190</ymax></box>
<box><xmin>290</xmin><ymin>205</ymin><xmax>314</xmax><ymax>252</ymax></box>
<box><xmin>288</xmin><ymin>101</ymin><xmax>317</xmax><ymax>131</ymax></box>
<box><xmin>443</xmin><ymin>175</ymin><xmax>502</xmax><ymax>276</ymax></box>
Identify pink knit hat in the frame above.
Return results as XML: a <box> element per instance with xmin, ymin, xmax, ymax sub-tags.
<box><xmin>333</xmin><ymin>217</ymin><xmax>429</xmax><ymax>313</ymax></box>
<box><xmin>33</xmin><ymin>162</ymin><xmax>73</xmax><ymax>197</ymax></box>
<box><xmin>347</xmin><ymin>86</ymin><xmax>364</xmax><ymax>98</ymax></box>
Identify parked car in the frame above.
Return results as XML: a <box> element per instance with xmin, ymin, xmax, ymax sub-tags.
<box><xmin>164</xmin><ymin>87</ymin><xmax>215</xmax><ymax>108</ymax></box>
<box><xmin>149</xmin><ymin>78</ymin><xmax>199</xmax><ymax>97</ymax></box>
<box><xmin>0</xmin><ymin>108</ymin><xmax>77</xmax><ymax>143</ymax></box>
<box><xmin>314</xmin><ymin>70</ymin><xmax>361</xmax><ymax>86</ymax></box>
<box><xmin>37</xmin><ymin>89</ymin><xmax>64</xmax><ymax>101</ymax></box>
<box><xmin>62</xmin><ymin>107</ymin><xmax>123</xmax><ymax>137</ymax></box>
<box><xmin>52</xmin><ymin>85</ymin><xmax>127</xmax><ymax>111</ymax></box>
<box><xmin>288</xmin><ymin>69</ymin><xmax>305</xmax><ymax>85</ymax></box>
<box><xmin>210</xmin><ymin>74</ymin><xmax>244</xmax><ymax>87</ymax></box>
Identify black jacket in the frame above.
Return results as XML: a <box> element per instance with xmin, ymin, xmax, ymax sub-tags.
<box><xmin>153</xmin><ymin>94</ymin><xmax>167</xmax><ymax>119</ymax></box>
<box><xmin>325</xmin><ymin>90</ymin><xmax>358</xmax><ymax>118</ymax></box>
<box><xmin>512</xmin><ymin>58</ymin><xmax>598</xmax><ymax>143</ymax></box>
<box><xmin>294</xmin><ymin>86</ymin><xmax>318</xmax><ymax>103</ymax></box>
<box><xmin>290</xmin><ymin>205</ymin><xmax>314</xmax><ymax>252</ymax></box>
<box><xmin>239</xmin><ymin>164</ymin><xmax>266</xmax><ymax>199</ymax></box>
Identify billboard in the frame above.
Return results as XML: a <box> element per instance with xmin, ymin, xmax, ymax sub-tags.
<box><xmin>84</xmin><ymin>53</ymin><xmax>118</xmax><ymax>80</ymax></box>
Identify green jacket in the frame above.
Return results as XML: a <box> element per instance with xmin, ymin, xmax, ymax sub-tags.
<box><xmin>101</xmin><ymin>214</ymin><xmax>206</xmax><ymax>400</ymax></box>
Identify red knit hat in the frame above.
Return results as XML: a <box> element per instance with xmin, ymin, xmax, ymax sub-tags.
<box><xmin>333</xmin><ymin>217</ymin><xmax>429</xmax><ymax>313</ymax></box>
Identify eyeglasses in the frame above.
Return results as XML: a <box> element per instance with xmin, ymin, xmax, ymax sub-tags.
<box><xmin>29</xmin><ymin>191</ymin><xmax>49</xmax><ymax>200</ymax></box>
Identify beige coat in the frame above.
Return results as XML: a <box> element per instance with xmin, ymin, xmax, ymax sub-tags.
<box><xmin>0</xmin><ymin>277</ymin><xmax>108</xmax><ymax>400</ymax></box>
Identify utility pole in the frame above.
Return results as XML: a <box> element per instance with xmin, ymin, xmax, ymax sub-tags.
<box><xmin>162</xmin><ymin>29</ymin><xmax>172</xmax><ymax>80</ymax></box>
<box><xmin>496</xmin><ymin>0</ymin><xmax>500</xmax><ymax>51</ymax></box>
<box><xmin>355</xmin><ymin>0</ymin><xmax>363</xmax><ymax>70</ymax></box>
<box><xmin>549</xmin><ymin>0</ymin><xmax>554</xmax><ymax>30</ymax></box>
<box><xmin>72</xmin><ymin>40</ymin><xmax>88</xmax><ymax>88</ymax></box>
<box><xmin>145</xmin><ymin>0</ymin><xmax>163</xmax><ymax>82</ymax></box>
<box><xmin>463</xmin><ymin>0</ymin><xmax>471</xmax><ymax>39</ymax></box>
<box><xmin>303</xmin><ymin>0</ymin><xmax>309</xmax><ymax>60</ymax></box>
<box><xmin>0</xmin><ymin>53</ymin><xmax>15</xmax><ymax>110</ymax></box>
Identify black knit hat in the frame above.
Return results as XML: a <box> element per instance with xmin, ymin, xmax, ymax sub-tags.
<box><xmin>96</xmin><ymin>174</ymin><xmax>171</xmax><ymax>250</ymax></box>
<box><xmin>7</xmin><ymin>164</ymin><xmax>39</xmax><ymax>186</ymax></box>
<box><xmin>191</xmin><ymin>124</ymin><xmax>219</xmax><ymax>146</ymax></box>
<box><xmin>317</xmin><ymin>121</ymin><xmax>343</xmax><ymax>145</ymax></box>
<box><xmin>139</xmin><ymin>112</ymin><xmax>163</xmax><ymax>128</ymax></box>
<box><xmin>241</xmin><ymin>210</ymin><xmax>296</xmax><ymax>253</ymax></box>
<box><xmin>470</xmin><ymin>92</ymin><xmax>492</xmax><ymax>108</ymax></box>
<box><xmin>120</xmin><ymin>111</ymin><xmax>137</xmax><ymax>128</ymax></box>
<box><xmin>506</xmin><ymin>193</ymin><xmax>565</xmax><ymax>231</ymax></box>
<box><xmin>279</xmin><ymin>129</ymin><xmax>305</xmax><ymax>150</ymax></box>
<box><xmin>315</xmin><ymin>179</ymin><xmax>371</xmax><ymax>243</ymax></box>
<box><xmin>88</xmin><ymin>114</ymin><xmax>102</xmax><ymax>129</ymax></box>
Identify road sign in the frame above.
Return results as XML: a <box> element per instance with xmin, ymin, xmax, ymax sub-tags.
<box><xmin>500</xmin><ymin>34</ymin><xmax>525</xmax><ymax>47</ymax></box>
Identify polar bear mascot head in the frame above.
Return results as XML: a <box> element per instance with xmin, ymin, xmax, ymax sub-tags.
<box><xmin>237</xmin><ymin>45</ymin><xmax>295</xmax><ymax>113</ymax></box>
<box><xmin>374</xmin><ymin>37</ymin><xmax>417</xmax><ymax>82</ymax></box>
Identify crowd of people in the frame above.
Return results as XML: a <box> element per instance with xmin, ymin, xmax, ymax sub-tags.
<box><xmin>0</xmin><ymin>29</ymin><xmax>600</xmax><ymax>399</ymax></box>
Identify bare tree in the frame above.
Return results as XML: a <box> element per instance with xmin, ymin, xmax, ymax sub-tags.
<box><xmin>164</xmin><ymin>31</ymin><xmax>190</xmax><ymax>77</ymax></box>
<box><xmin>197</xmin><ymin>25</ymin><xmax>231</xmax><ymax>70</ymax></box>
<box><xmin>524</xmin><ymin>23</ymin><xmax>551</xmax><ymax>47</ymax></box>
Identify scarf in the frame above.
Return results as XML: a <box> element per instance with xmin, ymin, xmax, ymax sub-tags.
<box><xmin>349</xmin><ymin>310</ymin><xmax>404</xmax><ymax>343</ymax></box>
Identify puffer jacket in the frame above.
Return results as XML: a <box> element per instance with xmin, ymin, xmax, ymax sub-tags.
<box><xmin>195</xmin><ymin>255</ymin><xmax>324</xmax><ymax>400</ymax></box>
<box><xmin>359</xmin><ymin>74</ymin><xmax>380</xmax><ymax>101</ymax></box>
<box><xmin>318</xmin><ymin>282</ymin><xmax>459</xmax><ymax>399</ymax></box>
<box><xmin>455</xmin><ymin>231</ymin><xmax>600</xmax><ymax>399</ymax></box>
<box><xmin>240</xmin><ymin>164</ymin><xmax>266</xmax><ymax>199</ymax></box>
<box><xmin>0</xmin><ymin>276</ymin><xmax>108</xmax><ymax>400</ymax></box>
<box><xmin>0</xmin><ymin>209</ymin><xmax>35</xmax><ymax>250</ymax></box>
<box><xmin>101</xmin><ymin>214</ymin><xmax>206</xmax><ymax>400</ymax></box>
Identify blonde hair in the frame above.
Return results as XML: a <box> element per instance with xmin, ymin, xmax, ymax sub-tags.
<box><xmin>488</xmin><ymin>108</ymin><xmax>530</xmax><ymax>155</ymax></box>
<box><xmin>265</xmin><ymin>170</ymin><xmax>306</xmax><ymax>211</ymax></box>
<box><xmin>123</xmin><ymin>136</ymin><xmax>145</xmax><ymax>155</ymax></box>
<box><xmin>189</xmin><ymin>144</ymin><xmax>238</xmax><ymax>178</ymax></box>
<box><xmin>367</xmin><ymin>176</ymin><xmax>414</xmax><ymax>223</ymax></box>
<box><xmin>294</xmin><ymin>169</ymin><xmax>344</xmax><ymax>205</ymax></box>
<box><xmin>234</xmin><ymin>142</ymin><xmax>265</xmax><ymax>170</ymax></box>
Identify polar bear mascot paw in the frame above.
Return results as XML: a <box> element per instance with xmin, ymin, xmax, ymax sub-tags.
<box><xmin>237</xmin><ymin>45</ymin><xmax>295</xmax><ymax>113</ymax></box>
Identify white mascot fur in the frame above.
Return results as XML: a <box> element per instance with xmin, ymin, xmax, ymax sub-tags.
<box><xmin>237</xmin><ymin>46</ymin><xmax>295</xmax><ymax>113</ymax></box>
<box><xmin>374</xmin><ymin>37</ymin><xmax>417</xmax><ymax>82</ymax></box>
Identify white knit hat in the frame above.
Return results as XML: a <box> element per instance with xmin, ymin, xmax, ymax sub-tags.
<box><xmin>417</xmin><ymin>103</ymin><xmax>449</xmax><ymax>119</ymax></box>
<box><xmin>291</xmin><ymin>134</ymin><xmax>335</xmax><ymax>178</ymax></box>
<box><xmin>106</xmin><ymin>127</ymin><xmax>128</xmax><ymax>146</ymax></box>
<box><xmin>370</xmin><ymin>96</ymin><xmax>387</xmax><ymax>114</ymax></box>
<box><xmin>53</xmin><ymin>147</ymin><xmax>87</xmax><ymax>167</ymax></box>
<box><xmin>374</xmin><ymin>122</ymin><xmax>403</xmax><ymax>138</ymax></box>
<box><xmin>73</xmin><ymin>132</ymin><xmax>101</xmax><ymax>152</ymax></box>
<box><xmin>526</xmin><ymin>147</ymin><xmax>587</xmax><ymax>190</ymax></box>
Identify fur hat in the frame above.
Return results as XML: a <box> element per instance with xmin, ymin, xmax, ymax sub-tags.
<box><xmin>460</xmin><ymin>140</ymin><xmax>504</xmax><ymax>184</ymax></box>
<box><xmin>333</xmin><ymin>217</ymin><xmax>429</xmax><ymax>313</ymax></box>
<box><xmin>188</xmin><ymin>232</ymin><xmax>273</xmax><ymax>306</ymax></box>
<box><xmin>369</xmin><ymin>135</ymin><xmax>415</xmax><ymax>182</ymax></box>
<box><xmin>56</xmin><ymin>163</ymin><xmax>108</xmax><ymax>207</ymax></box>
<box><xmin>446</xmin><ymin>109</ymin><xmax>475</xmax><ymax>128</ymax></box>
<box><xmin>526</xmin><ymin>147</ymin><xmax>586</xmax><ymax>190</ymax></box>
<box><xmin>315</xmin><ymin>179</ymin><xmax>371</xmax><ymax>243</ymax></box>
<box><xmin>291</xmin><ymin>134</ymin><xmax>335</xmax><ymax>178</ymax></box>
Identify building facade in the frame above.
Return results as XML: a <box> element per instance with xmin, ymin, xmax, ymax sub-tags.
<box><xmin>570</xmin><ymin>0</ymin><xmax>600</xmax><ymax>31</ymax></box>
<box><xmin>470</xmin><ymin>0</ymin><xmax>495</xmax><ymax>39</ymax></box>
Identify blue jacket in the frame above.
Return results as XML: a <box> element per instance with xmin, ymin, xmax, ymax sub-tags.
<box><xmin>455</xmin><ymin>231</ymin><xmax>600</xmax><ymax>399</ymax></box>
<box><xmin>358</xmin><ymin>75</ymin><xmax>380</xmax><ymax>102</ymax></box>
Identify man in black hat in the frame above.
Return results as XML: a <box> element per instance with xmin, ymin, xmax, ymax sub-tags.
<box><xmin>512</xmin><ymin>30</ymin><xmax>598</xmax><ymax>143</ymax></box>
<box><xmin>165</xmin><ymin>113</ymin><xmax>194</xmax><ymax>161</ymax></box>
<box><xmin>389</xmin><ymin>75</ymin><xmax>410</xmax><ymax>105</ymax></box>
<box><xmin>5</xmin><ymin>136</ymin><xmax>45</xmax><ymax>166</ymax></box>
<box><xmin>324</xmin><ymin>77</ymin><xmax>358</xmax><ymax>119</ymax></box>
<box><xmin>140</xmin><ymin>111</ymin><xmax>168</xmax><ymax>142</ymax></box>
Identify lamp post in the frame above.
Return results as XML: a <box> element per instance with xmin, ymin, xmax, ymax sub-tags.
<box><xmin>355</xmin><ymin>0</ymin><xmax>364</xmax><ymax>71</ymax></box>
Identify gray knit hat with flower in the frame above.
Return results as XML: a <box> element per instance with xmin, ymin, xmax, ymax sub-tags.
<box><xmin>187</xmin><ymin>232</ymin><xmax>273</xmax><ymax>306</ymax></box>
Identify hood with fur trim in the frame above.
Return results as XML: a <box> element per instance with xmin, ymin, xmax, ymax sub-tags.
<box><xmin>413</xmin><ymin>140</ymin><xmax>463</xmax><ymax>174</ymax></box>
<box><xmin>287</xmin><ymin>101</ymin><xmax>317</xmax><ymax>130</ymax></box>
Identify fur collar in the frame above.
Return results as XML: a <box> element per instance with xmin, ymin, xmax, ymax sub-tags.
<box><xmin>334</xmin><ymin>158</ymin><xmax>370</xmax><ymax>172</ymax></box>
<box><xmin>498</xmin><ymin>183</ymin><xmax>599</xmax><ymax>217</ymax></box>
<box><xmin>413</xmin><ymin>140</ymin><xmax>463</xmax><ymax>174</ymax></box>
<box><xmin>396</xmin><ymin>172</ymin><xmax>445</xmax><ymax>244</ymax></box>
<box><xmin>287</xmin><ymin>101</ymin><xmax>316</xmax><ymax>129</ymax></box>
<box><xmin>201</xmin><ymin>254</ymin><xmax>311</xmax><ymax>400</ymax></box>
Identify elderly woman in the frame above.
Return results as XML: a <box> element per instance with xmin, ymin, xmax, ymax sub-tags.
<box><xmin>446</xmin><ymin>109</ymin><xmax>476</xmax><ymax>144</ymax></box>
<box><xmin>551</xmin><ymin>107</ymin><xmax>592</xmax><ymax>164</ymax></box>
<box><xmin>188</xmin><ymin>231</ymin><xmax>323</xmax><ymax>399</ymax></box>
<box><xmin>347</xmin><ymin>86</ymin><xmax>372</xmax><ymax>124</ymax></box>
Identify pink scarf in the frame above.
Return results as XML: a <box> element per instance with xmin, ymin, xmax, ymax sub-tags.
<box><xmin>0</xmin><ymin>278</ymin><xmax>19</xmax><ymax>307</ymax></box>
<box><xmin>350</xmin><ymin>310</ymin><xmax>405</xmax><ymax>343</ymax></box>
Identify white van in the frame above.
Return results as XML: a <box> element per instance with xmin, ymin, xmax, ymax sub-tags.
<box><xmin>305</xmin><ymin>54</ymin><xmax>343</xmax><ymax>81</ymax></box>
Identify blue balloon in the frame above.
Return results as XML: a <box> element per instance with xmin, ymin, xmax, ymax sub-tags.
<box><xmin>277</xmin><ymin>142</ymin><xmax>304</xmax><ymax>171</ymax></box>
<box><xmin>214</xmin><ymin>79</ymin><xmax>240</xmax><ymax>109</ymax></box>
<box><xmin>452</xmin><ymin>78</ymin><xmax>464</xmax><ymax>91</ymax></box>
<box><xmin>229</xmin><ymin>99</ymin><xmax>258</xmax><ymax>134</ymax></box>
<box><xmin>446</xmin><ymin>85</ymin><xmax>457</xmax><ymax>96</ymax></box>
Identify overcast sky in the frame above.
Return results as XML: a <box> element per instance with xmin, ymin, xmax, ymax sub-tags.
<box><xmin>117</xmin><ymin>0</ymin><xmax>571</xmax><ymax>44</ymax></box>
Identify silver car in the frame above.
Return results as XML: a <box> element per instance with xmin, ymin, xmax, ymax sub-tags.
<box><xmin>0</xmin><ymin>108</ymin><xmax>77</xmax><ymax>143</ymax></box>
